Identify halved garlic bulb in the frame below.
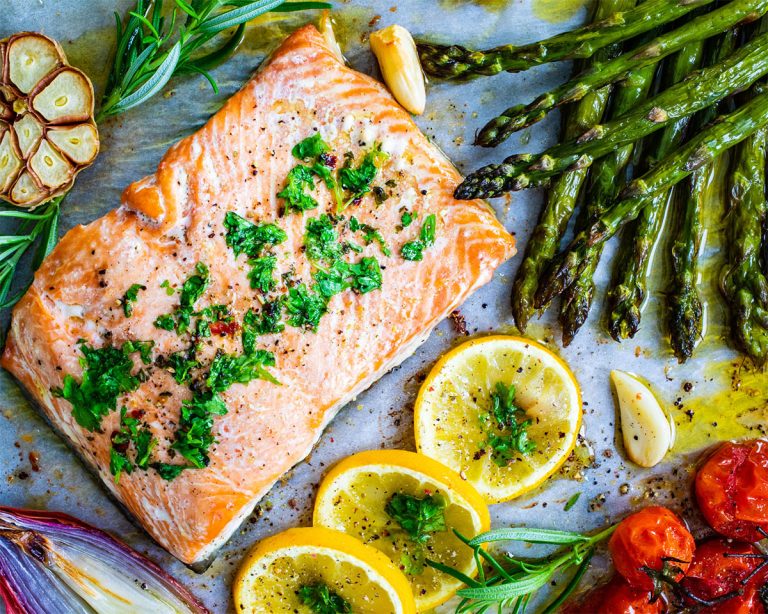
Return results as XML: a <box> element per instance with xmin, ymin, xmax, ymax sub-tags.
<box><xmin>611</xmin><ymin>370</ymin><xmax>674</xmax><ymax>468</ymax></box>
<box><xmin>0</xmin><ymin>32</ymin><xmax>99</xmax><ymax>207</ymax></box>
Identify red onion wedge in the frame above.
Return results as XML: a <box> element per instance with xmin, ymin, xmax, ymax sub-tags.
<box><xmin>0</xmin><ymin>507</ymin><xmax>209</xmax><ymax>614</ymax></box>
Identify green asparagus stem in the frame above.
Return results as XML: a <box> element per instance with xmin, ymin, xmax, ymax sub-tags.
<box><xmin>665</xmin><ymin>30</ymin><xmax>740</xmax><ymax>360</ymax></box>
<box><xmin>455</xmin><ymin>29</ymin><xmax>768</xmax><ymax>200</ymax></box>
<box><xmin>558</xmin><ymin>47</ymin><xmax>661</xmax><ymax>345</ymax></box>
<box><xmin>511</xmin><ymin>0</ymin><xmax>635</xmax><ymax>332</ymax></box>
<box><xmin>473</xmin><ymin>0</ymin><xmax>768</xmax><ymax>148</ymax></box>
<box><xmin>416</xmin><ymin>0</ymin><xmax>714</xmax><ymax>80</ymax></box>
<box><xmin>534</xmin><ymin>86</ymin><xmax>768</xmax><ymax>309</ymax></box>
<box><xmin>722</xmin><ymin>127</ymin><xmax>768</xmax><ymax>363</ymax></box>
<box><xmin>606</xmin><ymin>36</ymin><xmax>716</xmax><ymax>343</ymax></box>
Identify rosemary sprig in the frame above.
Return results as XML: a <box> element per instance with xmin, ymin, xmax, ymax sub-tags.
<box><xmin>0</xmin><ymin>0</ymin><xmax>329</xmax><ymax>311</ymax></box>
<box><xmin>98</xmin><ymin>0</ymin><xmax>331</xmax><ymax>120</ymax></box>
<box><xmin>427</xmin><ymin>525</ymin><xmax>617</xmax><ymax>613</ymax></box>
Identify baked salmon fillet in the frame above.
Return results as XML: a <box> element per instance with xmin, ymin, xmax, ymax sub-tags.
<box><xmin>1</xmin><ymin>25</ymin><xmax>515</xmax><ymax>565</ymax></box>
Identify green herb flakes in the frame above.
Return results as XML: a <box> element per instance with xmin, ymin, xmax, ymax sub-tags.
<box><xmin>400</xmin><ymin>213</ymin><xmax>437</xmax><ymax>261</ymax></box>
<box><xmin>349</xmin><ymin>216</ymin><xmax>391</xmax><ymax>257</ymax></box>
<box><xmin>248</xmin><ymin>255</ymin><xmax>278</xmax><ymax>294</ymax></box>
<box><xmin>121</xmin><ymin>283</ymin><xmax>145</xmax><ymax>317</ymax></box>
<box><xmin>400</xmin><ymin>210</ymin><xmax>415</xmax><ymax>228</ymax></box>
<box><xmin>153</xmin><ymin>263</ymin><xmax>211</xmax><ymax>334</ymax></box>
<box><xmin>297</xmin><ymin>583</ymin><xmax>351</xmax><ymax>614</ymax></box>
<box><xmin>339</xmin><ymin>143</ymin><xmax>389</xmax><ymax>208</ymax></box>
<box><xmin>171</xmin><ymin>391</ymin><xmax>228</xmax><ymax>469</ymax></box>
<box><xmin>52</xmin><ymin>342</ymin><xmax>146</xmax><ymax>432</ymax></box>
<box><xmin>160</xmin><ymin>280</ymin><xmax>175</xmax><ymax>296</ymax></box>
<box><xmin>152</xmin><ymin>462</ymin><xmax>187</xmax><ymax>481</ymax></box>
<box><xmin>166</xmin><ymin>350</ymin><xmax>200</xmax><ymax>385</ymax></box>
<box><xmin>242</xmin><ymin>302</ymin><xmax>285</xmax><ymax>354</ymax></box>
<box><xmin>348</xmin><ymin>257</ymin><xmax>382</xmax><ymax>294</ymax></box>
<box><xmin>285</xmin><ymin>284</ymin><xmax>327</xmax><ymax>331</ymax></box>
<box><xmin>305</xmin><ymin>215</ymin><xmax>342</xmax><ymax>264</ymax></box>
<box><xmin>292</xmin><ymin>133</ymin><xmax>330</xmax><ymax>160</ymax></box>
<box><xmin>479</xmin><ymin>382</ymin><xmax>536</xmax><ymax>466</ymax></box>
<box><xmin>385</xmin><ymin>492</ymin><xmax>447</xmax><ymax>575</ymax></box>
<box><xmin>206</xmin><ymin>350</ymin><xmax>279</xmax><ymax>392</ymax></box>
<box><xmin>224</xmin><ymin>212</ymin><xmax>286</xmax><ymax>259</ymax></box>
<box><xmin>109</xmin><ymin>406</ymin><xmax>156</xmax><ymax>483</ymax></box>
<box><xmin>277</xmin><ymin>165</ymin><xmax>318</xmax><ymax>214</ymax></box>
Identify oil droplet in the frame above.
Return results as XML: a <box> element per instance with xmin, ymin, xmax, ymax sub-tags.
<box><xmin>533</xmin><ymin>0</ymin><xmax>590</xmax><ymax>23</ymax></box>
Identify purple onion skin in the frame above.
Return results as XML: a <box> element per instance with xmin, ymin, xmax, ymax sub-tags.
<box><xmin>0</xmin><ymin>506</ymin><xmax>210</xmax><ymax>614</ymax></box>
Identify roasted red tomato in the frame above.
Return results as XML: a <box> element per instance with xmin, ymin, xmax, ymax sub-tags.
<box><xmin>609</xmin><ymin>506</ymin><xmax>695</xmax><ymax>592</ymax></box>
<box><xmin>681</xmin><ymin>538</ymin><xmax>767</xmax><ymax>614</ymax></box>
<box><xmin>563</xmin><ymin>575</ymin><xmax>665</xmax><ymax>614</ymax></box>
<box><xmin>695</xmin><ymin>439</ymin><xmax>768</xmax><ymax>542</ymax></box>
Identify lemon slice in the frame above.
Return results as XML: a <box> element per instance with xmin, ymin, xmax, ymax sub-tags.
<box><xmin>414</xmin><ymin>335</ymin><xmax>582</xmax><ymax>503</ymax></box>
<box><xmin>233</xmin><ymin>526</ymin><xmax>415</xmax><ymax>613</ymax></box>
<box><xmin>313</xmin><ymin>449</ymin><xmax>490</xmax><ymax>612</ymax></box>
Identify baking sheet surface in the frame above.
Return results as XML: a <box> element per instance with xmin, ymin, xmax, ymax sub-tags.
<box><xmin>0</xmin><ymin>1</ymin><xmax>746</xmax><ymax>611</ymax></box>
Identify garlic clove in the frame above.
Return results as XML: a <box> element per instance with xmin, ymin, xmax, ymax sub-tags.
<box><xmin>28</xmin><ymin>138</ymin><xmax>73</xmax><ymax>189</ymax></box>
<box><xmin>47</xmin><ymin>122</ymin><xmax>99</xmax><ymax>165</ymax></box>
<box><xmin>611</xmin><ymin>370</ymin><xmax>672</xmax><ymax>468</ymax></box>
<box><xmin>319</xmin><ymin>10</ymin><xmax>344</xmax><ymax>63</ymax></box>
<box><xmin>0</xmin><ymin>126</ymin><xmax>23</xmax><ymax>193</ymax></box>
<box><xmin>12</xmin><ymin>113</ymin><xmax>43</xmax><ymax>157</ymax></box>
<box><xmin>370</xmin><ymin>25</ymin><xmax>426</xmax><ymax>115</ymax></box>
<box><xmin>31</xmin><ymin>67</ymin><xmax>94</xmax><ymax>124</ymax></box>
<box><xmin>7</xmin><ymin>33</ymin><xmax>63</xmax><ymax>95</ymax></box>
<box><xmin>10</xmin><ymin>170</ymin><xmax>46</xmax><ymax>206</ymax></box>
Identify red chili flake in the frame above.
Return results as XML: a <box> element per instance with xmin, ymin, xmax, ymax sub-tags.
<box><xmin>210</xmin><ymin>320</ymin><xmax>240</xmax><ymax>336</ymax></box>
<box><xmin>110</xmin><ymin>432</ymin><xmax>129</xmax><ymax>453</ymax></box>
<box><xmin>130</xmin><ymin>409</ymin><xmax>145</xmax><ymax>420</ymax></box>
<box><xmin>320</xmin><ymin>153</ymin><xmax>337</xmax><ymax>169</ymax></box>
<box><xmin>28</xmin><ymin>451</ymin><xmax>40</xmax><ymax>472</ymax></box>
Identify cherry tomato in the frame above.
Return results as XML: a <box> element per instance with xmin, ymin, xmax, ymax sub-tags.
<box><xmin>681</xmin><ymin>538</ymin><xmax>767</xmax><ymax>614</ymax></box>
<box><xmin>608</xmin><ymin>506</ymin><xmax>695</xmax><ymax>592</ymax></box>
<box><xmin>563</xmin><ymin>575</ymin><xmax>664</xmax><ymax>614</ymax></box>
<box><xmin>695</xmin><ymin>439</ymin><xmax>768</xmax><ymax>542</ymax></box>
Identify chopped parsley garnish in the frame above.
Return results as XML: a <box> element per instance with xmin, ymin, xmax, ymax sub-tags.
<box><xmin>339</xmin><ymin>143</ymin><xmax>389</xmax><ymax>208</ymax></box>
<box><xmin>348</xmin><ymin>257</ymin><xmax>382</xmax><ymax>294</ymax></box>
<box><xmin>479</xmin><ymin>382</ymin><xmax>536</xmax><ymax>466</ymax></box>
<box><xmin>385</xmin><ymin>492</ymin><xmax>447</xmax><ymax>575</ymax></box>
<box><xmin>400</xmin><ymin>210</ymin><xmax>416</xmax><ymax>228</ymax></box>
<box><xmin>109</xmin><ymin>406</ymin><xmax>156</xmax><ymax>483</ymax></box>
<box><xmin>277</xmin><ymin>165</ymin><xmax>318</xmax><ymax>214</ymax></box>
<box><xmin>160</xmin><ymin>280</ymin><xmax>175</xmax><ymax>296</ymax></box>
<box><xmin>400</xmin><ymin>213</ymin><xmax>437</xmax><ymax>261</ymax></box>
<box><xmin>206</xmin><ymin>349</ymin><xmax>279</xmax><ymax>391</ymax></box>
<box><xmin>305</xmin><ymin>215</ymin><xmax>342</xmax><ymax>263</ymax></box>
<box><xmin>313</xmin><ymin>260</ymin><xmax>351</xmax><ymax>299</ymax></box>
<box><xmin>166</xmin><ymin>349</ymin><xmax>200</xmax><ymax>385</ymax></box>
<box><xmin>121</xmin><ymin>340</ymin><xmax>154</xmax><ymax>364</ymax></box>
<box><xmin>152</xmin><ymin>462</ymin><xmax>187</xmax><ymax>481</ymax></box>
<box><xmin>242</xmin><ymin>301</ymin><xmax>285</xmax><ymax>353</ymax></box>
<box><xmin>292</xmin><ymin>133</ymin><xmax>330</xmax><ymax>160</ymax></box>
<box><xmin>52</xmin><ymin>342</ymin><xmax>148</xmax><ymax>432</ymax></box>
<box><xmin>171</xmin><ymin>392</ymin><xmax>228</xmax><ymax>469</ymax></box>
<box><xmin>297</xmin><ymin>583</ymin><xmax>351</xmax><ymax>614</ymax></box>
<box><xmin>349</xmin><ymin>216</ymin><xmax>391</xmax><ymax>257</ymax></box>
<box><xmin>121</xmin><ymin>283</ymin><xmax>145</xmax><ymax>318</ymax></box>
<box><xmin>248</xmin><ymin>255</ymin><xmax>278</xmax><ymax>293</ymax></box>
<box><xmin>153</xmin><ymin>263</ymin><xmax>211</xmax><ymax>334</ymax></box>
<box><xmin>285</xmin><ymin>284</ymin><xmax>327</xmax><ymax>331</ymax></box>
<box><xmin>224</xmin><ymin>212</ymin><xmax>287</xmax><ymax>259</ymax></box>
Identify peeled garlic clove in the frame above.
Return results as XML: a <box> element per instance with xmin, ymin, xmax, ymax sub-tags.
<box><xmin>47</xmin><ymin>123</ymin><xmax>99</xmax><ymax>165</ymax></box>
<box><xmin>611</xmin><ymin>370</ymin><xmax>673</xmax><ymax>468</ymax></box>
<box><xmin>7</xmin><ymin>33</ymin><xmax>63</xmax><ymax>94</ymax></box>
<box><xmin>31</xmin><ymin>68</ymin><xmax>93</xmax><ymax>124</ymax></box>
<box><xmin>12</xmin><ymin>113</ymin><xmax>43</xmax><ymax>157</ymax></box>
<box><xmin>0</xmin><ymin>126</ymin><xmax>23</xmax><ymax>192</ymax></box>
<box><xmin>10</xmin><ymin>170</ymin><xmax>46</xmax><ymax>206</ymax></box>
<box><xmin>370</xmin><ymin>25</ymin><xmax>426</xmax><ymax>115</ymax></box>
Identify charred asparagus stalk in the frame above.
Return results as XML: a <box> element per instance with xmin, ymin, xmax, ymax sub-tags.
<box><xmin>416</xmin><ymin>0</ymin><xmax>714</xmax><ymax>80</ymax></box>
<box><xmin>722</xmin><ymin>127</ymin><xmax>768</xmax><ymax>363</ymax></box>
<box><xmin>606</xmin><ymin>37</ymin><xmax>714</xmax><ymax>343</ymax></box>
<box><xmin>512</xmin><ymin>0</ymin><xmax>635</xmax><ymax>332</ymax></box>
<box><xmin>535</xmin><ymin>87</ymin><xmax>768</xmax><ymax>308</ymax></box>
<box><xmin>558</xmin><ymin>49</ymin><xmax>662</xmax><ymax>345</ymax></box>
<box><xmin>665</xmin><ymin>30</ymin><xmax>739</xmax><ymax>361</ymax></box>
<box><xmin>454</xmin><ymin>29</ymin><xmax>768</xmax><ymax>199</ymax></box>
<box><xmin>473</xmin><ymin>0</ymin><xmax>768</xmax><ymax>148</ymax></box>
<box><xmin>0</xmin><ymin>33</ymin><xmax>99</xmax><ymax>208</ymax></box>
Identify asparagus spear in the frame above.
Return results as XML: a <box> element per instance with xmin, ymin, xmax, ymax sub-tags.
<box><xmin>534</xmin><ymin>87</ymin><xmax>768</xmax><ymax>309</ymax></box>
<box><xmin>454</xmin><ymin>29</ymin><xmax>768</xmax><ymax>199</ymax></box>
<box><xmin>511</xmin><ymin>0</ymin><xmax>635</xmax><ymax>332</ymax></box>
<box><xmin>416</xmin><ymin>0</ymin><xmax>714</xmax><ymax>80</ymax></box>
<box><xmin>722</xmin><ymin>126</ymin><xmax>768</xmax><ymax>363</ymax></box>
<box><xmin>473</xmin><ymin>0</ymin><xmax>768</xmax><ymax>148</ymax></box>
<box><xmin>665</xmin><ymin>31</ymin><xmax>740</xmax><ymax>361</ymax></box>
<box><xmin>558</xmin><ymin>53</ymin><xmax>662</xmax><ymax>345</ymax></box>
<box><xmin>606</xmin><ymin>37</ymin><xmax>714</xmax><ymax>343</ymax></box>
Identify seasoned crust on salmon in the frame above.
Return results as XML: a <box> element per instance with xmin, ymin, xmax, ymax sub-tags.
<box><xmin>1</xmin><ymin>24</ymin><xmax>515</xmax><ymax>565</ymax></box>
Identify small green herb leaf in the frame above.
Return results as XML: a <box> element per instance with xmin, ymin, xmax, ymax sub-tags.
<box><xmin>224</xmin><ymin>212</ymin><xmax>287</xmax><ymax>258</ymax></box>
<box><xmin>247</xmin><ymin>255</ymin><xmax>278</xmax><ymax>293</ymax></box>
<box><xmin>305</xmin><ymin>215</ymin><xmax>342</xmax><ymax>264</ymax></box>
<box><xmin>292</xmin><ymin>133</ymin><xmax>330</xmax><ymax>160</ymax></box>
<box><xmin>152</xmin><ymin>462</ymin><xmax>187</xmax><ymax>481</ymax></box>
<box><xmin>479</xmin><ymin>382</ymin><xmax>536</xmax><ymax>466</ymax></box>
<box><xmin>206</xmin><ymin>349</ymin><xmax>279</xmax><ymax>392</ymax></box>
<box><xmin>242</xmin><ymin>301</ymin><xmax>285</xmax><ymax>354</ymax></box>
<box><xmin>400</xmin><ymin>214</ymin><xmax>437</xmax><ymax>261</ymax></box>
<box><xmin>339</xmin><ymin>143</ymin><xmax>389</xmax><ymax>208</ymax></box>
<box><xmin>284</xmin><ymin>284</ymin><xmax>327</xmax><ymax>331</ymax></box>
<box><xmin>278</xmin><ymin>165</ymin><xmax>318</xmax><ymax>214</ymax></box>
<box><xmin>385</xmin><ymin>492</ymin><xmax>447</xmax><ymax>545</ymax></box>
<box><xmin>297</xmin><ymin>582</ymin><xmax>352</xmax><ymax>614</ymax></box>
<box><xmin>121</xmin><ymin>283</ymin><xmax>145</xmax><ymax>317</ymax></box>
